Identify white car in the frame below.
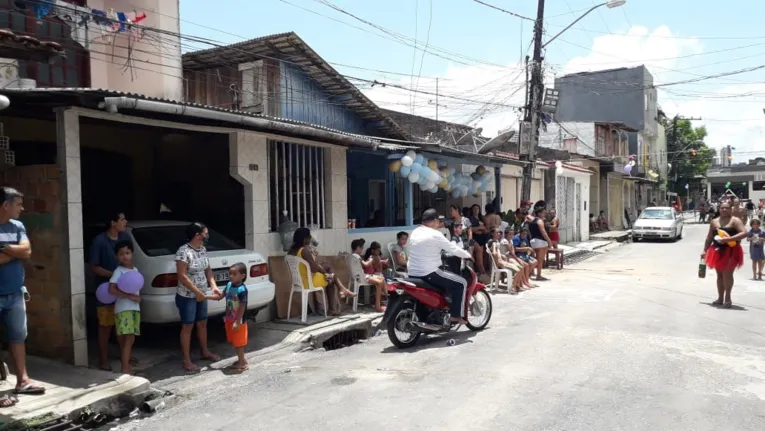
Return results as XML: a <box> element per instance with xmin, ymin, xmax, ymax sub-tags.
<box><xmin>632</xmin><ymin>207</ymin><xmax>684</xmax><ymax>241</ymax></box>
<box><xmin>86</xmin><ymin>221</ymin><xmax>275</xmax><ymax>324</ymax></box>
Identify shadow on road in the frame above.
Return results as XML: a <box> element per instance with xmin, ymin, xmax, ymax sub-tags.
<box><xmin>379</xmin><ymin>329</ymin><xmax>481</xmax><ymax>354</ymax></box>
<box><xmin>699</xmin><ymin>301</ymin><xmax>748</xmax><ymax>311</ymax></box>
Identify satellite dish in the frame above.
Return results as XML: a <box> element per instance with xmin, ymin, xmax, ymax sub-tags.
<box><xmin>454</xmin><ymin>130</ymin><xmax>475</xmax><ymax>146</ymax></box>
<box><xmin>477</xmin><ymin>129</ymin><xmax>516</xmax><ymax>154</ymax></box>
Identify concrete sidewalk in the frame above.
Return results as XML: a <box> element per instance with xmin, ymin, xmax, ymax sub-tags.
<box><xmin>0</xmin><ymin>356</ymin><xmax>149</xmax><ymax>428</ymax></box>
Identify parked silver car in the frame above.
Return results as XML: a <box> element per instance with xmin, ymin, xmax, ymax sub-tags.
<box><xmin>632</xmin><ymin>207</ymin><xmax>684</xmax><ymax>241</ymax></box>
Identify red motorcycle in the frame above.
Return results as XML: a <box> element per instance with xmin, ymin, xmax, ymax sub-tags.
<box><xmin>382</xmin><ymin>260</ymin><xmax>492</xmax><ymax>349</ymax></box>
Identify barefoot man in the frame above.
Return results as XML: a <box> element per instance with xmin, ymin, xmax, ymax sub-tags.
<box><xmin>703</xmin><ymin>201</ymin><xmax>747</xmax><ymax>308</ymax></box>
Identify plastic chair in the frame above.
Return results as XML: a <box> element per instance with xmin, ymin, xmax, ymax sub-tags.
<box><xmin>486</xmin><ymin>244</ymin><xmax>513</xmax><ymax>292</ymax></box>
<box><xmin>387</xmin><ymin>242</ymin><xmax>408</xmax><ymax>277</ymax></box>
<box><xmin>285</xmin><ymin>254</ymin><xmax>328</xmax><ymax>323</ymax></box>
<box><xmin>346</xmin><ymin>254</ymin><xmax>374</xmax><ymax>311</ymax></box>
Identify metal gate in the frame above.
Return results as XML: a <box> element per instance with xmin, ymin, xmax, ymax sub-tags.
<box><xmin>555</xmin><ymin>175</ymin><xmax>567</xmax><ymax>239</ymax></box>
<box><xmin>575</xmin><ymin>182</ymin><xmax>582</xmax><ymax>242</ymax></box>
<box><xmin>565</xmin><ymin>177</ymin><xmax>575</xmax><ymax>243</ymax></box>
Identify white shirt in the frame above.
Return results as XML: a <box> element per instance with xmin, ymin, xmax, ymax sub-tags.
<box><xmin>407</xmin><ymin>225</ymin><xmax>472</xmax><ymax>277</ymax></box>
<box><xmin>110</xmin><ymin>266</ymin><xmax>141</xmax><ymax>313</ymax></box>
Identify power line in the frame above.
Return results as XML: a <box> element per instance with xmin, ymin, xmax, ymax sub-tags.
<box><xmin>472</xmin><ymin>0</ymin><xmax>534</xmax><ymax>21</ymax></box>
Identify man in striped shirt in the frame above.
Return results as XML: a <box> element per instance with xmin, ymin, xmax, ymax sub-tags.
<box><xmin>0</xmin><ymin>187</ymin><xmax>44</xmax><ymax>401</ymax></box>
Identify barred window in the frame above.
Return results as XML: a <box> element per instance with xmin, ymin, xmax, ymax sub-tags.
<box><xmin>268</xmin><ymin>140</ymin><xmax>326</xmax><ymax>231</ymax></box>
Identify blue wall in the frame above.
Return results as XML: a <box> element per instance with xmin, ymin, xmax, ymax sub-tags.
<box><xmin>280</xmin><ymin>63</ymin><xmax>368</xmax><ymax>134</ymax></box>
<box><xmin>347</xmin><ymin>151</ymin><xmax>388</xmax><ymax>226</ymax></box>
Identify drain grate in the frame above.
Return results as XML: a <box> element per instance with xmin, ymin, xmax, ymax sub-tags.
<box><xmin>321</xmin><ymin>329</ymin><xmax>366</xmax><ymax>351</ymax></box>
<box><xmin>564</xmin><ymin>251</ymin><xmax>600</xmax><ymax>265</ymax></box>
<box><xmin>21</xmin><ymin>417</ymin><xmax>83</xmax><ymax>431</ymax></box>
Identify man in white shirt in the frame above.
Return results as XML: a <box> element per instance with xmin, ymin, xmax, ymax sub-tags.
<box><xmin>408</xmin><ymin>209</ymin><xmax>473</xmax><ymax>324</ymax></box>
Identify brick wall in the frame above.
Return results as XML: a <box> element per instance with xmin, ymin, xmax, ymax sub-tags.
<box><xmin>1</xmin><ymin>165</ymin><xmax>73</xmax><ymax>361</ymax></box>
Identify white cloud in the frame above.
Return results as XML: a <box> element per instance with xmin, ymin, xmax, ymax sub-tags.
<box><xmin>559</xmin><ymin>25</ymin><xmax>702</xmax><ymax>76</ymax></box>
<box><xmin>557</xmin><ymin>25</ymin><xmax>765</xmax><ymax>158</ymax></box>
<box><xmin>361</xmin><ymin>62</ymin><xmax>528</xmax><ymax>138</ymax></box>
<box><xmin>361</xmin><ymin>25</ymin><xmax>765</xmax><ymax>161</ymax></box>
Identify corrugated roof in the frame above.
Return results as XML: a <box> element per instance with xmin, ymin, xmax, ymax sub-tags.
<box><xmin>1</xmin><ymin>87</ymin><xmax>379</xmax><ymax>144</ymax></box>
<box><xmin>182</xmin><ymin>32</ymin><xmax>411</xmax><ymax>141</ymax></box>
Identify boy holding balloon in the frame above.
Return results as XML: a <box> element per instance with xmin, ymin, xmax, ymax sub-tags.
<box><xmin>108</xmin><ymin>241</ymin><xmax>143</xmax><ymax>374</ymax></box>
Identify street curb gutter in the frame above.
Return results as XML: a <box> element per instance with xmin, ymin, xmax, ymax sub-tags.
<box><xmin>0</xmin><ymin>375</ymin><xmax>153</xmax><ymax>430</ymax></box>
<box><xmin>280</xmin><ymin>312</ymin><xmax>384</xmax><ymax>351</ymax></box>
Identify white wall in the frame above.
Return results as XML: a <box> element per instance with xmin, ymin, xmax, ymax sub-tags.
<box><xmin>557</xmin><ymin>168</ymin><xmax>591</xmax><ymax>243</ymax></box>
<box><xmin>87</xmin><ymin>0</ymin><xmax>183</xmax><ymax>100</ymax></box>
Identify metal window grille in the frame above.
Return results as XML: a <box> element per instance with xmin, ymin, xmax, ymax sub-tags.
<box><xmin>268</xmin><ymin>140</ymin><xmax>326</xmax><ymax>231</ymax></box>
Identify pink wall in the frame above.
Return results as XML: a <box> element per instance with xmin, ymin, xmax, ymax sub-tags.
<box><xmin>87</xmin><ymin>0</ymin><xmax>183</xmax><ymax>101</ymax></box>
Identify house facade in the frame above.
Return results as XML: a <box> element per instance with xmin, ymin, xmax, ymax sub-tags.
<box><xmin>0</xmin><ymin>0</ymin><xmax>182</xmax><ymax>99</ymax></box>
<box><xmin>554</xmin><ymin>65</ymin><xmax>660</xmax><ymax>212</ymax></box>
<box><xmin>538</xmin><ymin>121</ymin><xmax>636</xmax><ymax>231</ymax></box>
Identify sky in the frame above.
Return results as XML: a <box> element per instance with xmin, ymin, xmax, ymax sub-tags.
<box><xmin>179</xmin><ymin>0</ymin><xmax>765</xmax><ymax>160</ymax></box>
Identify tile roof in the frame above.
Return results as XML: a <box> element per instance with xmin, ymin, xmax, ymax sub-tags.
<box><xmin>0</xmin><ymin>29</ymin><xmax>66</xmax><ymax>62</ymax></box>
<box><xmin>182</xmin><ymin>32</ymin><xmax>411</xmax><ymax>141</ymax></box>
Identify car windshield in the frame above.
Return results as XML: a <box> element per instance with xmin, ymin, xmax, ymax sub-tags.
<box><xmin>131</xmin><ymin>225</ymin><xmax>242</xmax><ymax>257</ymax></box>
<box><xmin>639</xmin><ymin>209</ymin><xmax>673</xmax><ymax>220</ymax></box>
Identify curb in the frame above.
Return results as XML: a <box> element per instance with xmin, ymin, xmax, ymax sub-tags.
<box><xmin>1</xmin><ymin>376</ymin><xmax>153</xmax><ymax>431</ymax></box>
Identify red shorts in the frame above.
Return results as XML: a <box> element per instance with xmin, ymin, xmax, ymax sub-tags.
<box><xmin>549</xmin><ymin>232</ymin><xmax>560</xmax><ymax>242</ymax></box>
<box><xmin>225</xmin><ymin>321</ymin><xmax>248</xmax><ymax>348</ymax></box>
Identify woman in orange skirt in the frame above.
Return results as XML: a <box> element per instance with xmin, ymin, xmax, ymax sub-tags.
<box><xmin>702</xmin><ymin>201</ymin><xmax>747</xmax><ymax>308</ymax></box>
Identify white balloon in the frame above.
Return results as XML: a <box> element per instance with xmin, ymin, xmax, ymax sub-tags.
<box><xmin>427</xmin><ymin>169</ymin><xmax>440</xmax><ymax>182</ymax></box>
<box><xmin>555</xmin><ymin>160</ymin><xmax>563</xmax><ymax>169</ymax></box>
<box><xmin>429</xmin><ymin>186</ymin><xmax>438</xmax><ymax>193</ymax></box>
<box><xmin>556</xmin><ymin>168</ymin><xmax>563</xmax><ymax>176</ymax></box>
<box><xmin>472</xmin><ymin>180</ymin><xmax>482</xmax><ymax>189</ymax></box>
<box><xmin>401</xmin><ymin>155</ymin><xmax>414</xmax><ymax>167</ymax></box>
<box><xmin>408</xmin><ymin>172</ymin><xmax>420</xmax><ymax>183</ymax></box>
<box><xmin>420</xmin><ymin>183</ymin><xmax>430</xmax><ymax>191</ymax></box>
<box><xmin>405</xmin><ymin>150</ymin><xmax>417</xmax><ymax>160</ymax></box>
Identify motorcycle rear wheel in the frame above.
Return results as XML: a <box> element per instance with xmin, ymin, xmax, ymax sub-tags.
<box><xmin>466</xmin><ymin>289</ymin><xmax>492</xmax><ymax>331</ymax></box>
<box><xmin>386</xmin><ymin>299</ymin><xmax>421</xmax><ymax>349</ymax></box>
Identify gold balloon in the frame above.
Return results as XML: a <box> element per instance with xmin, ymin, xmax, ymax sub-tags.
<box><xmin>389</xmin><ymin>160</ymin><xmax>402</xmax><ymax>173</ymax></box>
<box><xmin>476</xmin><ymin>166</ymin><xmax>486</xmax><ymax>175</ymax></box>
<box><xmin>438</xmin><ymin>178</ymin><xmax>448</xmax><ymax>188</ymax></box>
<box><xmin>428</xmin><ymin>160</ymin><xmax>438</xmax><ymax>170</ymax></box>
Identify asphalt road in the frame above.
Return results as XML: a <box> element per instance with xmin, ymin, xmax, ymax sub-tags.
<box><xmin>115</xmin><ymin>224</ymin><xmax>765</xmax><ymax>431</ymax></box>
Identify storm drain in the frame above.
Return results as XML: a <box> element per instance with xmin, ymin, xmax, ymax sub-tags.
<box><xmin>321</xmin><ymin>329</ymin><xmax>367</xmax><ymax>351</ymax></box>
<box><xmin>564</xmin><ymin>251</ymin><xmax>600</xmax><ymax>265</ymax></box>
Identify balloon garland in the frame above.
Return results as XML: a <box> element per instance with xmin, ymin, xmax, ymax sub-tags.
<box><xmin>389</xmin><ymin>150</ymin><xmax>495</xmax><ymax>197</ymax></box>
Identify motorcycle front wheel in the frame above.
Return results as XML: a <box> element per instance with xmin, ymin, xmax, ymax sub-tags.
<box><xmin>466</xmin><ymin>289</ymin><xmax>492</xmax><ymax>331</ymax></box>
<box><xmin>386</xmin><ymin>299</ymin><xmax>421</xmax><ymax>349</ymax></box>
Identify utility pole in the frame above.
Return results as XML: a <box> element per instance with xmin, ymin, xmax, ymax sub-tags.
<box><xmin>670</xmin><ymin>114</ymin><xmax>701</xmax><ymax>193</ymax></box>
<box><xmin>428</xmin><ymin>79</ymin><xmax>447</xmax><ymax>124</ymax></box>
<box><xmin>520</xmin><ymin>0</ymin><xmax>545</xmax><ymax>202</ymax></box>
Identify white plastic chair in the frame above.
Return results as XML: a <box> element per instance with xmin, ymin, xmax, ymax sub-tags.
<box><xmin>346</xmin><ymin>254</ymin><xmax>374</xmax><ymax>311</ymax></box>
<box><xmin>387</xmin><ymin>242</ymin><xmax>408</xmax><ymax>277</ymax></box>
<box><xmin>285</xmin><ymin>254</ymin><xmax>328</xmax><ymax>323</ymax></box>
<box><xmin>486</xmin><ymin>244</ymin><xmax>513</xmax><ymax>292</ymax></box>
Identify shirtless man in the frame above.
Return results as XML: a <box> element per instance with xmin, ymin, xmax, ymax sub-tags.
<box><xmin>732</xmin><ymin>199</ymin><xmax>747</xmax><ymax>225</ymax></box>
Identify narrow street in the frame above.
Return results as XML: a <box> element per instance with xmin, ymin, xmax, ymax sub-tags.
<box><xmin>115</xmin><ymin>223</ymin><xmax>765</xmax><ymax>431</ymax></box>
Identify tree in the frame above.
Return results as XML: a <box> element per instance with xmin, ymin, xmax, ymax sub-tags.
<box><xmin>660</xmin><ymin>116</ymin><xmax>715</xmax><ymax>194</ymax></box>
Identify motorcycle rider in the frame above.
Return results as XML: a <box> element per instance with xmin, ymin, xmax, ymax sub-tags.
<box><xmin>407</xmin><ymin>208</ymin><xmax>473</xmax><ymax>325</ymax></box>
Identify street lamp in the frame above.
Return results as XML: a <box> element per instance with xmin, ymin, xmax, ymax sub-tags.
<box><xmin>543</xmin><ymin>0</ymin><xmax>627</xmax><ymax>48</ymax></box>
<box><xmin>520</xmin><ymin>0</ymin><xmax>626</xmax><ymax>201</ymax></box>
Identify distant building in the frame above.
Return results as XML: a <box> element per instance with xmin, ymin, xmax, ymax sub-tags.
<box><xmin>553</xmin><ymin>65</ymin><xmax>661</xmax><ymax>209</ymax></box>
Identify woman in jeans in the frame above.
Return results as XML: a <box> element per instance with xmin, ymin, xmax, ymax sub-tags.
<box><xmin>175</xmin><ymin>222</ymin><xmax>221</xmax><ymax>372</ymax></box>
<box><xmin>529</xmin><ymin>207</ymin><xmax>554</xmax><ymax>281</ymax></box>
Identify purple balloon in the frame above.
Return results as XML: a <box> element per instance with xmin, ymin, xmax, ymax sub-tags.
<box><xmin>624</xmin><ymin>164</ymin><xmax>632</xmax><ymax>174</ymax></box>
<box><xmin>96</xmin><ymin>282</ymin><xmax>117</xmax><ymax>305</ymax></box>
<box><xmin>117</xmin><ymin>270</ymin><xmax>144</xmax><ymax>294</ymax></box>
